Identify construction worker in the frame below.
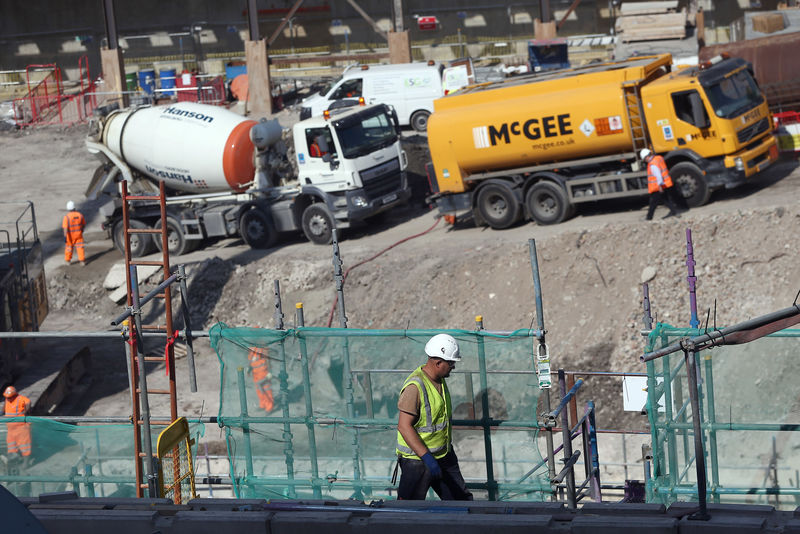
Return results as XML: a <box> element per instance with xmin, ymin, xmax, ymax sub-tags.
<box><xmin>62</xmin><ymin>200</ymin><xmax>86</xmax><ymax>265</ymax></box>
<box><xmin>641</xmin><ymin>148</ymin><xmax>681</xmax><ymax>221</ymax></box>
<box><xmin>395</xmin><ymin>334</ymin><xmax>473</xmax><ymax>500</ymax></box>
<box><xmin>3</xmin><ymin>386</ymin><xmax>32</xmax><ymax>462</ymax></box>
<box><xmin>248</xmin><ymin>347</ymin><xmax>274</xmax><ymax>412</ymax></box>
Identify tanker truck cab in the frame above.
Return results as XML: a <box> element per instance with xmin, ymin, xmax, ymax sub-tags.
<box><xmin>640</xmin><ymin>56</ymin><xmax>778</xmax><ymax>205</ymax></box>
<box><xmin>292</xmin><ymin>103</ymin><xmax>411</xmax><ymax>244</ymax></box>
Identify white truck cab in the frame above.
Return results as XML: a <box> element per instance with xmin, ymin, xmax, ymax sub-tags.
<box><xmin>299</xmin><ymin>61</ymin><xmax>474</xmax><ymax>132</ymax></box>
<box><xmin>291</xmin><ymin>103</ymin><xmax>411</xmax><ymax>242</ymax></box>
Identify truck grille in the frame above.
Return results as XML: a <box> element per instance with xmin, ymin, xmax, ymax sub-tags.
<box><xmin>359</xmin><ymin>157</ymin><xmax>401</xmax><ymax>200</ymax></box>
<box><xmin>737</xmin><ymin>118</ymin><xmax>768</xmax><ymax>144</ymax></box>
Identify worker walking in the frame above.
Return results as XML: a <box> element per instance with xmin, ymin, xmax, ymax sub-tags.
<box><xmin>62</xmin><ymin>200</ymin><xmax>86</xmax><ymax>265</ymax></box>
<box><xmin>395</xmin><ymin>334</ymin><xmax>473</xmax><ymax>501</ymax></box>
<box><xmin>642</xmin><ymin>149</ymin><xmax>681</xmax><ymax>221</ymax></box>
<box><xmin>248</xmin><ymin>347</ymin><xmax>274</xmax><ymax>412</ymax></box>
<box><xmin>4</xmin><ymin>386</ymin><xmax>32</xmax><ymax>464</ymax></box>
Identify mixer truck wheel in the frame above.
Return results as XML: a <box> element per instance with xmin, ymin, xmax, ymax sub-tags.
<box><xmin>526</xmin><ymin>182</ymin><xmax>571</xmax><ymax>225</ymax></box>
<box><xmin>153</xmin><ymin>217</ymin><xmax>196</xmax><ymax>256</ymax></box>
<box><xmin>671</xmin><ymin>162</ymin><xmax>711</xmax><ymax>207</ymax></box>
<box><xmin>302</xmin><ymin>203</ymin><xmax>335</xmax><ymax>245</ymax></box>
<box><xmin>113</xmin><ymin>219</ymin><xmax>154</xmax><ymax>258</ymax></box>
<box><xmin>239</xmin><ymin>209</ymin><xmax>276</xmax><ymax>249</ymax></box>
<box><xmin>476</xmin><ymin>184</ymin><xmax>521</xmax><ymax>229</ymax></box>
<box><xmin>410</xmin><ymin>111</ymin><xmax>431</xmax><ymax>132</ymax></box>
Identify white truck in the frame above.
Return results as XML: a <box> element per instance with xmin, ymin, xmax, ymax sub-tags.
<box><xmin>299</xmin><ymin>60</ymin><xmax>475</xmax><ymax>132</ymax></box>
<box><xmin>86</xmin><ymin>101</ymin><xmax>410</xmax><ymax>256</ymax></box>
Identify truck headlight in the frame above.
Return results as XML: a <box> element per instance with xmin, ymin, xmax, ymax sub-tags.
<box><xmin>734</xmin><ymin>157</ymin><xmax>744</xmax><ymax>171</ymax></box>
<box><xmin>351</xmin><ymin>195</ymin><xmax>368</xmax><ymax>208</ymax></box>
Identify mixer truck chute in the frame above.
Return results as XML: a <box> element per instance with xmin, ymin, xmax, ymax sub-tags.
<box><xmin>426</xmin><ymin>54</ymin><xmax>779</xmax><ymax>228</ymax></box>
<box><xmin>86</xmin><ymin>102</ymin><xmax>410</xmax><ymax>255</ymax></box>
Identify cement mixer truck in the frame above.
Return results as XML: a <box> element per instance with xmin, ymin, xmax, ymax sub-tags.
<box><xmin>86</xmin><ymin>101</ymin><xmax>410</xmax><ymax>255</ymax></box>
<box><xmin>426</xmin><ymin>53</ymin><xmax>779</xmax><ymax>228</ymax></box>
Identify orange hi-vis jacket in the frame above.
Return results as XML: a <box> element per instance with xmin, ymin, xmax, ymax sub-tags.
<box><xmin>647</xmin><ymin>154</ymin><xmax>674</xmax><ymax>194</ymax></box>
<box><xmin>5</xmin><ymin>394</ymin><xmax>32</xmax><ymax>457</ymax></box>
<box><xmin>62</xmin><ymin>210</ymin><xmax>86</xmax><ymax>262</ymax></box>
<box><xmin>248</xmin><ymin>347</ymin><xmax>274</xmax><ymax>412</ymax></box>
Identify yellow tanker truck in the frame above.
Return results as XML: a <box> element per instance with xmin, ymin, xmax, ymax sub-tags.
<box><xmin>426</xmin><ymin>53</ymin><xmax>779</xmax><ymax>227</ymax></box>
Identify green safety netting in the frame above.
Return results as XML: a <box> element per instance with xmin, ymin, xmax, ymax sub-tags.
<box><xmin>644</xmin><ymin>323</ymin><xmax>800</xmax><ymax>508</ymax></box>
<box><xmin>0</xmin><ymin>417</ymin><xmax>204</xmax><ymax>498</ymax></box>
<box><xmin>210</xmin><ymin>323</ymin><xmax>549</xmax><ymax>501</ymax></box>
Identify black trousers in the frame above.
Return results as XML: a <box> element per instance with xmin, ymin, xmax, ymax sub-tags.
<box><xmin>397</xmin><ymin>449</ymin><xmax>474</xmax><ymax>500</ymax></box>
<box><xmin>646</xmin><ymin>187</ymin><xmax>680</xmax><ymax>220</ymax></box>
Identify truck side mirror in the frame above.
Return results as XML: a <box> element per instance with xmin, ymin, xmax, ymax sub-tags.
<box><xmin>689</xmin><ymin>92</ymin><xmax>710</xmax><ymax>129</ymax></box>
<box><xmin>322</xmin><ymin>153</ymin><xmax>339</xmax><ymax>170</ymax></box>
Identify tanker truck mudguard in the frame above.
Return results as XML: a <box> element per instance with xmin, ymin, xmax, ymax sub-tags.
<box><xmin>426</xmin><ymin>53</ymin><xmax>778</xmax><ymax>228</ymax></box>
<box><xmin>86</xmin><ymin>101</ymin><xmax>409</xmax><ymax>255</ymax></box>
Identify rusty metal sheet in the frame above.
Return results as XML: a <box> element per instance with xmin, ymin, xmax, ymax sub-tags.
<box><xmin>700</xmin><ymin>32</ymin><xmax>800</xmax><ymax>110</ymax></box>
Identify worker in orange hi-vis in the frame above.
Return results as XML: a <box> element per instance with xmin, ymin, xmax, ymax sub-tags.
<box><xmin>62</xmin><ymin>200</ymin><xmax>86</xmax><ymax>266</ymax></box>
<box><xmin>4</xmin><ymin>385</ymin><xmax>32</xmax><ymax>465</ymax></box>
<box><xmin>248</xmin><ymin>347</ymin><xmax>274</xmax><ymax>412</ymax></box>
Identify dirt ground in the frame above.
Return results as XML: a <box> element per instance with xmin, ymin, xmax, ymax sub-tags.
<box><xmin>1</xmin><ymin>113</ymin><xmax>799</xmax><ymax>449</ymax></box>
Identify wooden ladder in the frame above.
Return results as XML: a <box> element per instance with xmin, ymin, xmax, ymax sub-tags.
<box><xmin>120</xmin><ymin>180</ymin><xmax>179</xmax><ymax>498</ymax></box>
<box><xmin>623</xmin><ymin>83</ymin><xmax>650</xmax><ymax>157</ymax></box>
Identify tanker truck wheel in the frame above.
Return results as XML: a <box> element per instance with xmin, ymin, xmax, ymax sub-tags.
<box><xmin>239</xmin><ymin>209</ymin><xmax>276</xmax><ymax>249</ymax></box>
<box><xmin>671</xmin><ymin>162</ymin><xmax>711</xmax><ymax>207</ymax></box>
<box><xmin>113</xmin><ymin>219</ymin><xmax>155</xmax><ymax>258</ymax></box>
<box><xmin>153</xmin><ymin>217</ymin><xmax>197</xmax><ymax>256</ymax></box>
<box><xmin>410</xmin><ymin>110</ymin><xmax>431</xmax><ymax>132</ymax></box>
<box><xmin>302</xmin><ymin>203</ymin><xmax>335</xmax><ymax>245</ymax></box>
<box><xmin>526</xmin><ymin>181</ymin><xmax>571</xmax><ymax>225</ymax></box>
<box><xmin>476</xmin><ymin>183</ymin><xmax>521</xmax><ymax>229</ymax></box>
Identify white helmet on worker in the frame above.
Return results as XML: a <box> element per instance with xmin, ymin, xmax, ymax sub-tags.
<box><xmin>66</xmin><ymin>200</ymin><xmax>75</xmax><ymax>211</ymax></box>
<box><xmin>639</xmin><ymin>148</ymin><xmax>652</xmax><ymax>160</ymax></box>
<box><xmin>3</xmin><ymin>385</ymin><xmax>17</xmax><ymax>398</ymax></box>
<box><xmin>425</xmin><ymin>334</ymin><xmax>461</xmax><ymax>362</ymax></box>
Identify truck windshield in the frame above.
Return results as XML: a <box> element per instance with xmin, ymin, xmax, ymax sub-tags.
<box><xmin>334</xmin><ymin>110</ymin><xmax>398</xmax><ymax>159</ymax></box>
<box><xmin>704</xmin><ymin>69</ymin><xmax>764</xmax><ymax>119</ymax></box>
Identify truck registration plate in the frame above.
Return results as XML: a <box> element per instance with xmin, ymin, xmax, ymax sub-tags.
<box><xmin>382</xmin><ymin>193</ymin><xmax>397</xmax><ymax>204</ymax></box>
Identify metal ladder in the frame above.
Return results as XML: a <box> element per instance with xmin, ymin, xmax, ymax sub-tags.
<box><xmin>622</xmin><ymin>82</ymin><xmax>650</xmax><ymax>158</ymax></box>
<box><xmin>119</xmin><ymin>180</ymin><xmax>179</xmax><ymax>498</ymax></box>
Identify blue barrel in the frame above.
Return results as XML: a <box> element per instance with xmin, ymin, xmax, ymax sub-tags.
<box><xmin>159</xmin><ymin>68</ymin><xmax>177</xmax><ymax>96</ymax></box>
<box><xmin>138</xmin><ymin>69</ymin><xmax>156</xmax><ymax>94</ymax></box>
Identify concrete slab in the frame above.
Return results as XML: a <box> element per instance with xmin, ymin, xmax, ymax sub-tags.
<box><xmin>103</xmin><ymin>263</ymin><xmax>127</xmax><ymax>289</ymax></box>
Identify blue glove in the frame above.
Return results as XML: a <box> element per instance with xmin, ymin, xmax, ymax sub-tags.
<box><xmin>421</xmin><ymin>452</ymin><xmax>442</xmax><ymax>479</ymax></box>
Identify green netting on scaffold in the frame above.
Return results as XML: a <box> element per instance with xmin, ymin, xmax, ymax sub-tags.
<box><xmin>210</xmin><ymin>323</ymin><xmax>549</xmax><ymax>501</ymax></box>
<box><xmin>644</xmin><ymin>323</ymin><xmax>800</xmax><ymax>509</ymax></box>
<box><xmin>0</xmin><ymin>418</ymin><xmax>205</xmax><ymax>498</ymax></box>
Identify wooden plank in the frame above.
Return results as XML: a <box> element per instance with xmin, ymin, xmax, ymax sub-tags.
<box><xmin>620</xmin><ymin>1</ymin><xmax>679</xmax><ymax>15</ymax></box>
<box><xmin>615</xmin><ymin>12</ymin><xmax>686</xmax><ymax>32</ymax></box>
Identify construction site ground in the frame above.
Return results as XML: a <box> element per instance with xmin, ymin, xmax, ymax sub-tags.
<box><xmin>1</xmin><ymin>107</ymin><xmax>799</xmax><ymax>474</ymax></box>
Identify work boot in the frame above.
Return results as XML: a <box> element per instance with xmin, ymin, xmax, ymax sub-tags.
<box><xmin>80</xmin><ymin>261</ymin><xmax>86</xmax><ymax>267</ymax></box>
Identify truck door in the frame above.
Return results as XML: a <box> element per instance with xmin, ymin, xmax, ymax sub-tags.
<box><xmin>666</xmin><ymin>90</ymin><xmax>716</xmax><ymax>155</ymax></box>
<box><xmin>300</xmin><ymin>126</ymin><xmax>347</xmax><ymax>190</ymax></box>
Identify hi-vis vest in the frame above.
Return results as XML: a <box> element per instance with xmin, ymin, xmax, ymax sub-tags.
<box><xmin>396</xmin><ymin>366</ymin><xmax>452</xmax><ymax>459</ymax></box>
<box><xmin>647</xmin><ymin>154</ymin><xmax>674</xmax><ymax>193</ymax></box>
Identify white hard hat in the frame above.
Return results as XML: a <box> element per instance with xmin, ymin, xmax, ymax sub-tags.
<box><xmin>425</xmin><ymin>334</ymin><xmax>461</xmax><ymax>362</ymax></box>
<box><xmin>66</xmin><ymin>200</ymin><xmax>75</xmax><ymax>211</ymax></box>
<box><xmin>639</xmin><ymin>148</ymin><xmax>652</xmax><ymax>159</ymax></box>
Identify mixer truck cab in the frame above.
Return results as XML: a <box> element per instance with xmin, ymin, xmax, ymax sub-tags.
<box><xmin>425</xmin><ymin>53</ymin><xmax>777</xmax><ymax>229</ymax></box>
<box><xmin>291</xmin><ymin>103</ymin><xmax>411</xmax><ymax>242</ymax></box>
<box><xmin>299</xmin><ymin>61</ymin><xmax>473</xmax><ymax>132</ymax></box>
<box><xmin>85</xmin><ymin>101</ymin><xmax>410</xmax><ymax>255</ymax></box>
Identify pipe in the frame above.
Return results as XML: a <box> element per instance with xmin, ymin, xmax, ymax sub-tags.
<box><xmin>296</xmin><ymin>303</ymin><xmax>322</xmax><ymax>498</ymax></box>
<box><xmin>235</xmin><ymin>367</ymin><xmax>255</xmax><ymax>484</ymax></box>
<box><xmin>0</xmin><ymin>330</ymin><xmax>211</xmax><ymax>339</ymax></box>
<box><xmin>544</xmin><ymin>378</ymin><xmax>584</xmax><ymax>425</ymax></box>
<box><xmin>686</xmin><ymin>229</ymin><xmax>699</xmax><ymax>329</ymax></box>
<box><xmin>111</xmin><ymin>272</ymin><xmax>179</xmax><ymax>325</ymax></box>
<box><xmin>177</xmin><ymin>265</ymin><xmax>198</xmax><ymax>392</ymax></box>
<box><xmin>475</xmin><ymin>316</ymin><xmax>497</xmax><ymax>500</ymax></box>
<box><xmin>274</xmin><ymin>289</ymin><xmax>296</xmax><ymax>498</ymax></box>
